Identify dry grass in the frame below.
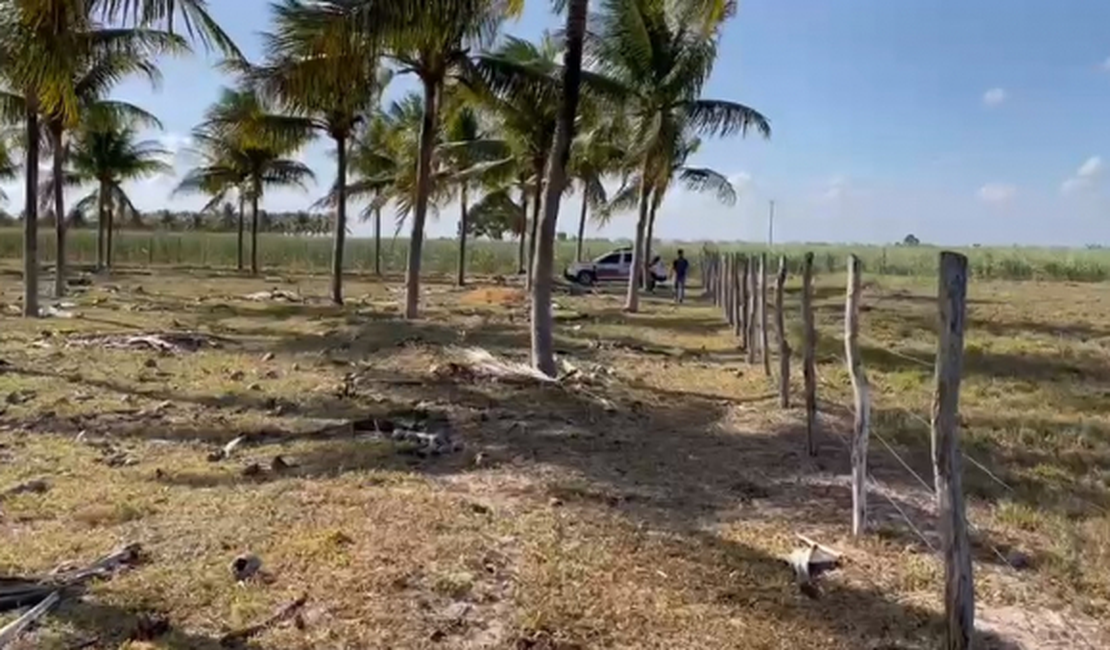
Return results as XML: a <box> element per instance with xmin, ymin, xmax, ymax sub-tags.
<box><xmin>0</xmin><ymin>264</ymin><xmax>1107</xmax><ymax>649</ymax></box>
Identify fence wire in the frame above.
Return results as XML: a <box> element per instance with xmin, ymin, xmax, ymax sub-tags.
<box><xmin>699</xmin><ymin>252</ymin><xmax>1104</xmax><ymax>648</ymax></box>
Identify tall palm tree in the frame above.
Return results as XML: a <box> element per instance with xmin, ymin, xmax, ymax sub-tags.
<box><xmin>0</xmin><ymin>0</ymin><xmax>238</xmax><ymax>317</ymax></box>
<box><xmin>588</xmin><ymin>0</ymin><xmax>769</xmax><ymax>313</ymax></box>
<box><xmin>530</xmin><ymin>0</ymin><xmax>588</xmax><ymax>376</ymax></box>
<box><xmin>59</xmin><ymin>108</ymin><xmax>172</xmax><ymax>267</ymax></box>
<box><xmin>179</xmin><ymin>87</ymin><xmax>314</xmax><ymax>275</ymax></box>
<box><xmin>323</xmin><ymin>93</ymin><xmax>456</xmax><ymax>277</ymax></box>
<box><xmin>40</xmin><ymin>96</ymin><xmax>166</xmax><ymax>271</ymax></box>
<box><xmin>44</xmin><ymin>32</ymin><xmax>186</xmax><ymax>291</ymax></box>
<box><xmin>607</xmin><ymin>131</ymin><xmax>736</xmax><ymax>268</ymax></box>
<box><xmin>242</xmin><ymin>0</ymin><xmax>389</xmax><ymax>304</ymax></box>
<box><xmin>471</xmin><ymin>34</ymin><xmax>565</xmax><ymax>291</ymax></box>
<box><xmin>315</xmin><ymin>0</ymin><xmax>524</xmax><ymax>318</ymax></box>
<box><xmin>567</xmin><ymin>113</ymin><xmax>626</xmax><ymax>262</ymax></box>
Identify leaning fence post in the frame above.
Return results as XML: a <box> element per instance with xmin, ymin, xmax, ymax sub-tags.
<box><xmin>933</xmin><ymin>251</ymin><xmax>974</xmax><ymax>650</ymax></box>
<box><xmin>760</xmin><ymin>253</ymin><xmax>770</xmax><ymax>377</ymax></box>
<box><xmin>802</xmin><ymin>252</ymin><xmax>817</xmax><ymax>456</ymax></box>
<box><xmin>737</xmin><ymin>255</ymin><xmax>748</xmax><ymax>345</ymax></box>
<box><xmin>775</xmin><ymin>255</ymin><xmax>790</xmax><ymax>407</ymax></box>
<box><xmin>845</xmin><ymin>254</ymin><xmax>870</xmax><ymax>536</ymax></box>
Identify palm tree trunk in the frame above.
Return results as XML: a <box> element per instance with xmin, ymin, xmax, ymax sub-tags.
<box><xmin>373</xmin><ymin>205</ymin><xmax>382</xmax><ymax>276</ymax></box>
<box><xmin>250</xmin><ymin>177</ymin><xmax>261</xmax><ymax>276</ymax></box>
<box><xmin>456</xmin><ymin>184</ymin><xmax>468</xmax><ymax>287</ymax></box>
<box><xmin>23</xmin><ymin>103</ymin><xmax>40</xmax><ymax>318</ymax></box>
<box><xmin>51</xmin><ymin>123</ymin><xmax>66</xmax><ymax>298</ymax></box>
<box><xmin>404</xmin><ymin>76</ymin><xmax>440</xmax><ymax>319</ymax></box>
<box><xmin>517</xmin><ymin>188</ymin><xmax>528</xmax><ymax>274</ymax></box>
<box><xmin>643</xmin><ymin>191</ymin><xmax>657</xmax><ymax>278</ymax></box>
<box><xmin>526</xmin><ymin>158</ymin><xmax>544</xmax><ymax>291</ymax></box>
<box><xmin>97</xmin><ymin>183</ymin><xmax>107</xmax><ymax>270</ymax></box>
<box><xmin>330</xmin><ymin>134</ymin><xmax>347</xmax><ymax>305</ymax></box>
<box><xmin>533</xmin><ymin>0</ymin><xmax>588</xmax><ymax>376</ymax></box>
<box><xmin>575</xmin><ymin>187</ymin><xmax>588</xmax><ymax>262</ymax></box>
<box><xmin>106</xmin><ymin>195</ymin><xmax>115</xmax><ymax>268</ymax></box>
<box><xmin>236</xmin><ymin>193</ymin><xmax>245</xmax><ymax>271</ymax></box>
<box><xmin>624</xmin><ymin>161</ymin><xmax>652</xmax><ymax>313</ymax></box>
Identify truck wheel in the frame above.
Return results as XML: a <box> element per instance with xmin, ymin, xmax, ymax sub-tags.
<box><xmin>576</xmin><ymin>270</ymin><xmax>596</xmax><ymax>286</ymax></box>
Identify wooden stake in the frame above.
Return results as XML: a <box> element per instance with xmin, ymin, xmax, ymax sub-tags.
<box><xmin>746</xmin><ymin>256</ymin><xmax>757</xmax><ymax>364</ymax></box>
<box><xmin>932</xmin><ymin>251</ymin><xmax>974</xmax><ymax>650</ymax></box>
<box><xmin>802</xmin><ymin>252</ymin><xmax>817</xmax><ymax>456</ymax></box>
<box><xmin>775</xmin><ymin>255</ymin><xmax>790</xmax><ymax>407</ymax></box>
<box><xmin>760</xmin><ymin>253</ymin><xmax>770</xmax><ymax>377</ymax></box>
<box><xmin>724</xmin><ymin>253</ymin><xmax>735</xmax><ymax>325</ymax></box>
<box><xmin>737</xmin><ymin>255</ymin><xmax>749</xmax><ymax>344</ymax></box>
<box><xmin>845</xmin><ymin>254</ymin><xmax>870</xmax><ymax>536</ymax></box>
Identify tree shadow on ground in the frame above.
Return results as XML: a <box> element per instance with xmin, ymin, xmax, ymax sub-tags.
<box><xmin>43</xmin><ymin>598</ymin><xmax>261</xmax><ymax>650</ymax></box>
<box><xmin>0</xmin><ymin>299</ymin><xmax>1069</xmax><ymax>647</ymax></box>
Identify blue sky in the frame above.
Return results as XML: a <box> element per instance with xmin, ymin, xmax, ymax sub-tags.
<box><xmin>3</xmin><ymin>0</ymin><xmax>1109</xmax><ymax>246</ymax></box>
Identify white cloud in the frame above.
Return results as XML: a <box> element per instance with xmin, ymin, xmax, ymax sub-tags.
<box><xmin>976</xmin><ymin>183</ymin><xmax>1016</xmax><ymax>203</ymax></box>
<box><xmin>982</xmin><ymin>87</ymin><xmax>1007</xmax><ymax>107</ymax></box>
<box><xmin>1061</xmin><ymin>155</ymin><xmax>1102</xmax><ymax>195</ymax></box>
<box><xmin>728</xmin><ymin>171</ymin><xmax>753</xmax><ymax>191</ymax></box>
<box><xmin>1077</xmin><ymin>156</ymin><xmax>1103</xmax><ymax>177</ymax></box>
<box><xmin>819</xmin><ymin>175</ymin><xmax>848</xmax><ymax>202</ymax></box>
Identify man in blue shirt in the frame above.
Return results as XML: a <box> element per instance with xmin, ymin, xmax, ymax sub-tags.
<box><xmin>672</xmin><ymin>249</ymin><xmax>689</xmax><ymax>303</ymax></box>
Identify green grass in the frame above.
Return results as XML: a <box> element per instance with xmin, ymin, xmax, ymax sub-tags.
<box><xmin>4</xmin><ymin>227</ymin><xmax>1110</xmax><ymax>281</ymax></box>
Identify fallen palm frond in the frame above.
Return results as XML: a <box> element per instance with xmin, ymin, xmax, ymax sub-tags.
<box><xmin>65</xmin><ymin>332</ymin><xmax>232</xmax><ymax>353</ymax></box>
<box><xmin>0</xmin><ymin>544</ymin><xmax>144</xmax><ymax>645</ymax></box>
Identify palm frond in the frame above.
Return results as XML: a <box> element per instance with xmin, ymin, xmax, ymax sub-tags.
<box><xmin>678</xmin><ymin>165</ymin><xmax>735</xmax><ymax>205</ymax></box>
<box><xmin>680</xmin><ymin>98</ymin><xmax>771</xmax><ymax>139</ymax></box>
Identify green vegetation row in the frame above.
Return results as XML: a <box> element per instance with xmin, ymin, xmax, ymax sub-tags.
<box><xmin>2</xmin><ymin>228</ymin><xmax>1108</xmax><ymax>283</ymax></box>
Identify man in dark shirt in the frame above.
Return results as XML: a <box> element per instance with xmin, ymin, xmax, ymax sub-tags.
<box><xmin>672</xmin><ymin>249</ymin><xmax>689</xmax><ymax>303</ymax></box>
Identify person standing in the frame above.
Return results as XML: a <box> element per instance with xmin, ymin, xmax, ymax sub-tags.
<box><xmin>672</xmin><ymin>249</ymin><xmax>689</xmax><ymax>303</ymax></box>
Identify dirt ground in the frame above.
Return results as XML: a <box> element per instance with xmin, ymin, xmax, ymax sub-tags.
<box><xmin>0</xmin><ymin>265</ymin><xmax>1108</xmax><ymax>649</ymax></box>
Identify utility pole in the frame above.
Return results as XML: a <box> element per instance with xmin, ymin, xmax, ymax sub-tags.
<box><xmin>768</xmin><ymin>200</ymin><xmax>776</xmax><ymax>248</ymax></box>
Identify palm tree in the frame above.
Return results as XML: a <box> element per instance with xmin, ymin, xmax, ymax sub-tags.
<box><xmin>470</xmin><ymin>34</ymin><xmax>565</xmax><ymax>291</ymax></box>
<box><xmin>60</xmin><ymin>108</ymin><xmax>172</xmax><ymax>268</ymax></box>
<box><xmin>607</xmin><ymin>131</ymin><xmax>736</xmax><ymax>270</ymax></box>
<box><xmin>0</xmin><ymin>0</ymin><xmax>238</xmax><ymax>317</ymax></box>
<box><xmin>567</xmin><ymin>113</ymin><xmax>626</xmax><ymax>262</ymax></box>
<box><xmin>440</xmin><ymin>102</ymin><xmax>488</xmax><ymax>287</ymax></box>
<box><xmin>530</xmin><ymin>0</ymin><xmax>588</xmax><ymax>376</ymax></box>
<box><xmin>325</xmin><ymin>93</ymin><xmax>456</xmax><ymax>277</ymax></box>
<box><xmin>0</xmin><ymin>139</ymin><xmax>18</xmax><ymax>202</ymax></box>
<box><xmin>44</xmin><ymin>32</ymin><xmax>186</xmax><ymax>292</ymax></box>
<box><xmin>179</xmin><ymin>87</ymin><xmax>314</xmax><ymax>275</ymax></box>
<box><xmin>315</xmin><ymin>0</ymin><xmax>523</xmax><ymax>318</ymax></box>
<box><xmin>588</xmin><ymin>0</ymin><xmax>769</xmax><ymax>313</ymax></box>
<box><xmin>242</xmin><ymin>0</ymin><xmax>389</xmax><ymax>304</ymax></box>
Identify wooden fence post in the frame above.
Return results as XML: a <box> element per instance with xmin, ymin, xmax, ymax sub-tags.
<box><xmin>709</xmin><ymin>253</ymin><xmax>718</xmax><ymax>303</ymax></box>
<box><xmin>737</xmin><ymin>255</ymin><xmax>749</xmax><ymax>345</ymax></box>
<box><xmin>760</xmin><ymin>253</ymin><xmax>770</xmax><ymax>377</ymax></box>
<box><xmin>845</xmin><ymin>254</ymin><xmax>870</xmax><ymax>536</ymax></box>
<box><xmin>775</xmin><ymin>255</ymin><xmax>790</xmax><ymax>407</ymax></box>
<box><xmin>719</xmin><ymin>252</ymin><xmax>728</xmax><ymax>306</ymax></box>
<box><xmin>933</xmin><ymin>251</ymin><xmax>974</xmax><ymax>650</ymax></box>
<box><xmin>746</xmin><ymin>257</ymin><xmax>757</xmax><ymax>364</ymax></box>
<box><xmin>724</xmin><ymin>253</ymin><xmax>735</xmax><ymax>325</ymax></box>
<box><xmin>802</xmin><ymin>252</ymin><xmax>817</xmax><ymax>456</ymax></box>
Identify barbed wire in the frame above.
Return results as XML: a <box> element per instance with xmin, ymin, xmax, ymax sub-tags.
<box><xmin>705</xmin><ymin>255</ymin><xmax>1105</xmax><ymax>647</ymax></box>
<box><xmin>813</xmin><ymin>364</ymin><xmax>1101</xmax><ymax>650</ymax></box>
